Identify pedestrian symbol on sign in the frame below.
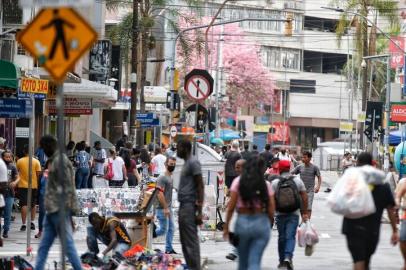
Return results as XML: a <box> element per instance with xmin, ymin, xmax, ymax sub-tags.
<box><xmin>41</xmin><ymin>9</ymin><xmax>75</xmax><ymax>61</ymax></box>
<box><xmin>17</xmin><ymin>7</ymin><xmax>97</xmax><ymax>83</ymax></box>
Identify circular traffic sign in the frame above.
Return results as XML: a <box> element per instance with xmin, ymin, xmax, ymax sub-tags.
<box><xmin>185</xmin><ymin>75</ymin><xmax>211</xmax><ymax>102</ymax></box>
<box><xmin>170</xmin><ymin>126</ymin><xmax>177</xmax><ymax>138</ymax></box>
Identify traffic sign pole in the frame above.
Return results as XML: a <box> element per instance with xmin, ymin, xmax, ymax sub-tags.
<box><xmin>26</xmin><ymin>94</ymin><xmax>35</xmax><ymax>256</ymax></box>
<box><xmin>56</xmin><ymin>84</ymin><xmax>68</xmax><ymax>270</ymax></box>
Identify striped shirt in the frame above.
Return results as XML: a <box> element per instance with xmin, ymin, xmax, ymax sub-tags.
<box><xmin>291</xmin><ymin>163</ymin><xmax>320</xmax><ymax>191</ymax></box>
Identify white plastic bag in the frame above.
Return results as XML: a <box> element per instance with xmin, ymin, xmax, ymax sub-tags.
<box><xmin>327</xmin><ymin>167</ymin><xmax>376</xmax><ymax>219</ymax></box>
<box><xmin>297</xmin><ymin>221</ymin><xmax>319</xmax><ymax>248</ymax></box>
<box><xmin>304</xmin><ymin>222</ymin><xmax>319</xmax><ymax>246</ymax></box>
<box><xmin>297</xmin><ymin>223</ymin><xmax>306</xmax><ymax>247</ymax></box>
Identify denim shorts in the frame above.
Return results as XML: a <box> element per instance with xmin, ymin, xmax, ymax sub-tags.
<box><xmin>400</xmin><ymin>220</ymin><xmax>406</xmax><ymax>242</ymax></box>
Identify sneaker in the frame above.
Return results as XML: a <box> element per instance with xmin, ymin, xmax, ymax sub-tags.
<box><xmin>225</xmin><ymin>253</ymin><xmax>237</xmax><ymax>261</ymax></box>
<box><xmin>31</xmin><ymin>223</ymin><xmax>35</xmax><ymax>230</ymax></box>
<box><xmin>305</xmin><ymin>245</ymin><xmax>314</xmax><ymax>256</ymax></box>
<box><xmin>277</xmin><ymin>262</ymin><xmax>287</xmax><ymax>269</ymax></box>
<box><xmin>20</xmin><ymin>225</ymin><xmax>26</xmax><ymax>231</ymax></box>
<box><xmin>165</xmin><ymin>250</ymin><xmax>178</xmax><ymax>255</ymax></box>
<box><xmin>2</xmin><ymin>233</ymin><xmax>7</xmax><ymax>239</ymax></box>
<box><xmin>35</xmin><ymin>231</ymin><xmax>42</xmax><ymax>239</ymax></box>
<box><xmin>284</xmin><ymin>259</ymin><xmax>294</xmax><ymax>270</ymax></box>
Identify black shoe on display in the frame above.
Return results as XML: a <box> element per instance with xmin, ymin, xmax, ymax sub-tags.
<box><xmin>20</xmin><ymin>225</ymin><xmax>26</xmax><ymax>231</ymax></box>
<box><xmin>152</xmin><ymin>223</ymin><xmax>157</xmax><ymax>238</ymax></box>
<box><xmin>225</xmin><ymin>253</ymin><xmax>237</xmax><ymax>261</ymax></box>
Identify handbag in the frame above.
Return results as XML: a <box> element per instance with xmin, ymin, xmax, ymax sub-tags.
<box><xmin>0</xmin><ymin>194</ymin><xmax>5</xmax><ymax>208</ymax></box>
<box><xmin>104</xmin><ymin>159</ymin><xmax>114</xmax><ymax>181</ymax></box>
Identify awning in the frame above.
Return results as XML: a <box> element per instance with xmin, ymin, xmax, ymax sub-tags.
<box><xmin>64</xmin><ymin>79</ymin><xmax>118</xmax><ymax>104</ymax></box>
<box><xmin>0</xmin><ymin>60</ymin><xmax>20</xmax><ymax>89</ymax></box>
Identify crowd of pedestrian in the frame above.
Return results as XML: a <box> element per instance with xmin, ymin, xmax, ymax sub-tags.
<box><xmin>219</xmin><ymin>141</ymin><xmax>406</xmax><ymax>270</ymax></box>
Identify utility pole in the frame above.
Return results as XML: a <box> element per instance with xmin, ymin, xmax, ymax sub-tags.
<box><xmin>215</xmin><ymin>24</ymin><xmax>224</xmax><ymax>138</ymax></box>
<box><xmin>130</xmin><ymin>0</ymin><xmax>139</xmax><ymax>144</ymax></box>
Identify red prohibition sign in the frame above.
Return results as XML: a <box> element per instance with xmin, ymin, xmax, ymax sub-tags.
<box><xmin>185</xmin><ymin>75</ymin><xmax>211</xmax><ymax>101</ymax></box>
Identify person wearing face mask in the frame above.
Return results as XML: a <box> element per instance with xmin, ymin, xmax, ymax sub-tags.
<box><xmin>153</xmin><ymin>157</ymin><xmax>177</xmax><ymax>254</ymax></box>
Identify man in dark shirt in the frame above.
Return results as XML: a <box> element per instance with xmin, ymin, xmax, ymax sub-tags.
<box><xmin>224</xmin><ymin>140</ymin><xmax>241</xmax><ymax>189</ymax></box>
<box><xmin>251</xmin><ymin>144</ymin><xmax>259</xmax><ymax>156</ymax></box>
<box><xmin>177</xmin><ymin>139</ymin><xmax>204</xmax><ymax>270</ymax></box>
<box><xmin>259</xmin><ymin>144</ymin><xmax>273</xmax><ymax>168</ymax></box>
<box><xmin>342</xmin><ymin>152</ymin><xmax>398</xmax><ymax>270</ymax></box>
<box><xmin>241</xmin><ymin>144</ymin><xmax>251</xmax><ymax>160</ymax></box>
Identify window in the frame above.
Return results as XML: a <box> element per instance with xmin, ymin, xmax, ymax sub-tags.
<box><xmin>261</xmin><ymin>46</ymin><xmax>301</xmax><ymax>71</ymax></box>
<box><xmin>3</xmin><ymin>0</ymin><xmax>23</xmax><ymax>25</ymax></box>
<box><xmin>290</xmin><ymin>79</ymin><xmax>316</xmax><ymax>93</ymax></box>
<box><xmin>206</xmin><ymin>4</ymin><xmax>302</xmax><ymax>33</ymax></box>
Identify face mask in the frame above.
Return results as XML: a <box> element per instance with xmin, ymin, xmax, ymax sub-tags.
<box><xmin>167</xmin><ymin>165</ymin><xmax>175</xmax><ymax>172</ymax></box>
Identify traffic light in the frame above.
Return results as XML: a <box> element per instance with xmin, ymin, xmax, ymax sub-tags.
<box><xmin>284</xmin><ymin>13</ymin><xmax>293</xmax><ymax>36</ymax></box>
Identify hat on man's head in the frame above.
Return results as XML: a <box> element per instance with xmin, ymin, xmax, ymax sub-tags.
<box><xmin>0</xmin><ymin>137</ymin><xmax>5</xmax><ymax>145</ymax></box>
<box><xmin>278</xmin><ymin>160</ymin><xmax>291</xmax><ymax>172</ymax></box>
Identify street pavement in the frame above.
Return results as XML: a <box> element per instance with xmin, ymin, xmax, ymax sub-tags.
<box><xmin>0</xmin><ymin>171</ymin><xmax>403</xmax><ymax>269</ymax></box>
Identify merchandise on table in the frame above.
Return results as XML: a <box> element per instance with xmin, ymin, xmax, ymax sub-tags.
<box><xmin>76</xmin><ymin>188</ymin><xmax>142</xmax><ymax>217</ymax></box>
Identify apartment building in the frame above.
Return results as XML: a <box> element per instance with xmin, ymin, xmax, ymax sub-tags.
<box><xmin>191</xmin><ymin>0</ymin><xmax>358</xmax><ymax>150</ymax></box>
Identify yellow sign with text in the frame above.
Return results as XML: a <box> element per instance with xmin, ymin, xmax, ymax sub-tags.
<box><xmin>339</xmin><ymin>122</ymin><xmax>353</xmax><ymax>132</ymax></box>
<box><xmin>21</xmin><ymin>78</ymin><xmax>49</xmax><ymax>94</ymax></box>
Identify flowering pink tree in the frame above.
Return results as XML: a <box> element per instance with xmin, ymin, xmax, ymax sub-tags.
<box><xmin>177</xmin><ymin>16</ymin><xmax>275</xmax><ymax>117</ymax></box>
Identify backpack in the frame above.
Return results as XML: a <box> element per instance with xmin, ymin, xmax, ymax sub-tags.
<box><xmin>275</xmin><ymin>175</ymin><xmax>301</xmax><ymax>213</ymax></box>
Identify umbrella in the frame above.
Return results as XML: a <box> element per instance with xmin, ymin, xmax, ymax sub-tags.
<box><xmin>211</xmin><ymin>137</ymin><xmax>224</xmax><ymax>146</ymax></box>
<box><xmin>210</xmin><ymin>129</ymin><xmax>240</xmax><ymax>141</ymax></box>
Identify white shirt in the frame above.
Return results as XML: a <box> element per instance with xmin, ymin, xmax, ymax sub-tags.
<box><xmin>109</xmin><ymin>156</ymin><xmax>125</xmax><ymax>181</ymax></box>
<box><xmin>277</xmin><ymin>152</ymin><xmax>292</xmax><ymax>162</ymax></box>
<box><xmin>151</xmin><ymin>154</ymin><xmax>167</xmax><ymax>175</ymax></box>
<box><xmin>0</xmin><ymin>159</ymin><xmax>7</xmax><ymax>183</ymax></box>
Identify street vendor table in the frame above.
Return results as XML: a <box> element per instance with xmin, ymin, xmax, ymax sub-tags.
<box><xmin>113</xmin><ymin>188</ymin><xmax>158</xmax><ymax>248</ymax></box>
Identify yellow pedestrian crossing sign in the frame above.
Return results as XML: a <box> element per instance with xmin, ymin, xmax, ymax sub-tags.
<box><xmin>17</xmin><ymin>7</ymin><xmax>97</xmax><ymax>83</ymax></box>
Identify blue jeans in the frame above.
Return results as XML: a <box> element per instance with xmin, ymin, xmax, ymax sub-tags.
<box><xmin>38</xmin><ymin>193</ymin><xmax>45</xmax><ymax>232</ymax></box>
<box><xmin>87</xmin><ymin>226</ymin><xmax>130</xmax><ymax>255</ymax></box>
<box><xmin>235</xmin><ymin>213</ymin><xmax>271</xmax><ymax>270</ymax></box>
<box><xmin>155</xmin><ymin>208</ymin><xmax>175</xmax><ymax>252</ymax></box>
<box><xmin>2</xmin><ymin>196</ymin><xmax>14</xmax><ymax>234</ymax></box>
<box><xmin>35</xmin><ymin>212</ymin><xmax>82</xmax><ymax>270</ymax></box>
<box><xmin>75</xmin><ymin>167</ymin><xmax>89</xmax><ymax>189</ymax></box>
<box><xmin>276</xmin><ymin>214</ymin><xmax>299</xmax><ymax>263</ymax></box>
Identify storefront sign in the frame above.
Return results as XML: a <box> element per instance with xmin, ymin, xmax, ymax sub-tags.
<box><xmin>46</xmin><ymin>98</ymin><xmax>92</xmax><ymax>115</ymax></box>
<box><xmin>391</xmin><ymin>104</ymin><xmax>406</xmax><ymax>122</ymax></box>
<box><xmin>21</xmin><ymin>78</ymin><xmax>49</xmax><ymax>94</ymax></box>
<box><xmin>0</xmin><ymin>98</ymin><xmax>32</xmax><ymax>118</ymax></box>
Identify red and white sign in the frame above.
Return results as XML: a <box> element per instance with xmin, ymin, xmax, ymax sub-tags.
<box><xmin>389</xmin><ymin>36</ymin><xmax>405</xmax><ymax>68</ymax></box>
<box><xmin>185</xmin><ymin>75</ymin><xmax>211</xmax><ymax>101</ymax></box>
<box><xmin>267</xmin><ymin>122</ymin><xmax>290</xmax><ymax>144</ymax></box>
<box><xmin>46</xmin><ymin>97</ymin><xmax>92</xmax><ymax>115</ymax></box>
<box><xmin>391</xmin><ymin>104</ymin><xmax>406</xmax><ymax>122</ymax></box>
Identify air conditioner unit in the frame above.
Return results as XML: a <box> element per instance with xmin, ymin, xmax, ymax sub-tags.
<box><xmin>0</xmin><ymin>38</ymin><xmax>16</xmax><ymax>62</ymax></box>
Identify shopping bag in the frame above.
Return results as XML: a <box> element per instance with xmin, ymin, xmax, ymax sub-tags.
<box><xmin>104</xmin><ymin>159</ymin><xmax>114</xmax><ymax>181</ymax></box>
<box><xmin>297</xmin><ymin>221</ymin><xmax>319</xmax><ymax>248</ymax></box>
<box><xmin>297</xmin><ymin>222</ymin><xmax>306</xmax><ymax>247</ymax></box>
<box><xmin>304</xmin><ymin>221</ymin><xmax>319</xmax><ymax>246</ymax></box>
<box><xmin>327</xmin><ymin>167</ymin><xmax>376</xmax><ymax>219</ymax></box>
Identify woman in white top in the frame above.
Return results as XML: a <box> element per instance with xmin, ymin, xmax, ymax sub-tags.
<box><xmin>106</xmin><ymin>147</ymin><xmax>127</xmax><ymax>187</ymax></box>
